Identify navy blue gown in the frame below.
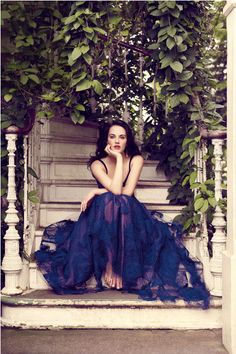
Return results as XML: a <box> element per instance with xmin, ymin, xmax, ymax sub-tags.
<box><xmin>35</xmin><ymin>158</ymin><xmax>210</xmax><ymax>308</ymax></box>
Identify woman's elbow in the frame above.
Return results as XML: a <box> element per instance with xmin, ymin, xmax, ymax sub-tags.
<box><xmin>121</xmin><ymin>188</ymin><xmax>134</xmax><ymax>196</ymax></box>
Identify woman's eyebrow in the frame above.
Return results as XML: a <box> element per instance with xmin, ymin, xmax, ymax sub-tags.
<box><xmin>109</xmin><ymin>133</ymin><xmax>126</xmax><ymax>137</ymax></box>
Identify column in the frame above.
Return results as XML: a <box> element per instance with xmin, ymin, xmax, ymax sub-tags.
<box><xmin>222</xmin><ymin>2</ymin><xmax>236</xmax><ymax>353</ymax></box>
<box><xmin>1</xmin><ymin>130</ymin><xmax>23</xmax><ymax>295</ymax></box>
<box><xmin>210</xmin><ymin>139</ymin><xmax>226</xmax><ymax>296</ymax></box>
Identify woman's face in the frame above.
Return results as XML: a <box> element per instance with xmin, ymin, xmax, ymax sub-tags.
<box><xmin>107</xmin><ymin>125</ymin><xmax>127</xmax><ymax>154</ymax></box>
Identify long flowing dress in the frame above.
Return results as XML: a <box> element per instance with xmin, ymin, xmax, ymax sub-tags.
<box><xmin>35</xmin><ymin>157</ymin><xmax>210</xmax><ymax>309</ymax></box>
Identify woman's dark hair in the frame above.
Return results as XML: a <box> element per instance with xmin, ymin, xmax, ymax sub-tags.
<box><xmin>88</xmin><ymin>119</ymin><xmax>141</xmax><ymax>167</ymax></box>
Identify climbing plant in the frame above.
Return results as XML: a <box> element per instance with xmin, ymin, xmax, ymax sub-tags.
<box><xmin>1</xmin><ymin>1</ymin><xmax>226</xmax><ymax>235</ymax></box>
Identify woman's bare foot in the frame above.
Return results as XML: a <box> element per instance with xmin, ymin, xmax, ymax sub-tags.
<box><xmin>104</xmin><ymin>263</ymin><xmax>123</xmax><ymax>289</ymax></box>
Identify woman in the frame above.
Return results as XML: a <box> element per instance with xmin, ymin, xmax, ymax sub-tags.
<box><xmin>35</xmin><ymin>120</ymin><xmax>210</xmax><ymax>308</ymax></box>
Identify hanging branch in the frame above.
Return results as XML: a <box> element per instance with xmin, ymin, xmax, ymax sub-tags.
<box><xmin>98</xmin><ymin>34</ymin><xmax>151</xmax><ymax>57</ymax></box>
<box><xmin>122</xmin><ymin>49</ymin><xmax>130</xmax><ymax>123</ymax></box>
<box><xmin>153</xmin><ymin>64</ymin><xmax>157</xmax><ymax>119</ymax></box>
<box><xmin>137</xmin><ymin>52</ymin><xmax>144</xmax><ymax>146</ymax></box>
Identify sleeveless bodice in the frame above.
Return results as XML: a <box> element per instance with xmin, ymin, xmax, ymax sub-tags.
<box><xmin>94</xmin><ymin>156</ymin><xmax>134</xmax><ymax>189</ymax></box>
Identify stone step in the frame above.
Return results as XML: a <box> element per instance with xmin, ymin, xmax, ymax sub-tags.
<box><xmin>41</xmin><ymin>117</ymin><xmax>99</xmax><ymax>141</ymax></box>
<box><xmin>41</xmin><ymin>179</ymin><xmax>171</xmax><ymax>203</ymax></box>
<box><xmin>40</xmin><ymin>157</ymin><xmax>167</xmax><ymax>182</ymax></box>
<box><xmin>1</xmin><ymin>290</ymin><xmax>222</xmax><ymax>329</ymax></box>
<box><xmin>39</xmin><ymin>202</ymin><xmax>183</xmax><ymax>228</ymax></box>
<box><xmin>40</xmin><ymin>136</ymin><xmax>97</xmax><ymax>159</ymax></box>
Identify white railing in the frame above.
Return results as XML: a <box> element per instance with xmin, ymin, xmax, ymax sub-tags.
<box><xmin>195</xmin><ymin>137</ymin><xmax>227</xmax><ymax>296</ymax></box>
<box><xmin>1</xmin><ymin>129</ymin><xmax>23</xmax><ymax>295</ymax></box>
<box><xmin>194</xmin><ymin>141</ymin><xmax>214</xmax><ymax>291</ymax></box>
<box><xmin>19</xmin><ymin>120</ymin><xmax>41</xmax><ymax>290</ymax></box>
<box><xmin>210</xmin><ymin>139</ymin><xmax>227</xmax><ymax>296</ymax></box>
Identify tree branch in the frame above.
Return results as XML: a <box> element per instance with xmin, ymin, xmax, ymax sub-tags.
<box><xmin>98</xmin><ymin>34</ymin><xmax>152</xmax><ymax>56</ymax></box>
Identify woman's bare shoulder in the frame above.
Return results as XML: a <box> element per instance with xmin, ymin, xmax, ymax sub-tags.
<box><xmin>90</xmin><ymin>159</ymin><xmax>105</xmax><ymax>171</ymax></box>
<box><xmin>131</xmin><ymin>155</ymin><xmax>144</xmax><ymax>164</ymax></box>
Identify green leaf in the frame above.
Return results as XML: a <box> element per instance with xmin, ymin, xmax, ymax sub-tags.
<box><xmin>178</xmin><ymin>70</ymin><xmax>193</xmax><ymax>81</ymax></box>
<box><xmin>83</xmin><ymin>53</ymin><xmax>92</xmax><ymax>65</ymax></box>
<box><xmin>28</xmin><ymin>190</ymin><xmax>39</xmax><ymax>203</ymax></box>
<box><xmin>1</xmin><ymin>176</ymin><xmax>8</xmax><ymax>188</ymax></box>
<box><xmin>70</xmin><ymin>73</ymin><xmax>87</xmax><ymax>87</ymax></box>
<box><xmin>68</xmin><ymin>47</ymin><xmax>82</xmax><ymax>66</ymax></box>
<box><xmin>179</xmin><ymin>93</ymin><xmax>189</xmax><ymax>104</ymax></box>
<box><xmin>182</xmin><ymin>175</ymin><xmax>189</xmax><ymax>186</ymax></box>
<box><xmin>190</xmin><ymin>112</ymin><xmax>200</xmax><ymax>121</ymax></box>
<box><xmin>93</xmin><ymin>27</ymin><xmax>106</xmax><ymax>35</ymax></box>
<box><xmin>183</xmin><ymin>218</ymin><xmax>193</xmax><ymax>231</ymax></box>
<box><xmin>4</xmin><ymin>94</ymin><xmax>13</xmax><ymax>102</ymax></box>
<box><xmin>180</xmin><ymin>150</ymin><xmax>189</xmax><ymax>160</ymax></box>
<box><xmin>76</xmin><ymin>79</ymin><xmax>92</xmax><ymax>92</ymax></box>
<box><xmin>177</xmin><ymin>44</ymin><xmax>187</xmax><ymax>52</ymax></box>
<box><xmin>170</xmin><ymin>94</ymin><xmax>180</xmax><ymax>108</ymax></box>
<box><xmin>189</xmin><ymin>171</ymin><xmax>197</xmax><ymax>185</ymax></box>
<box><xmin>174</xmin><ymin>35</ymin><xmax>183</xmax><ymax>45</ymax></box>
<box><xmin>200</xmin><ymin>200</ymin><xmax>209</xmax><ymax>213</ymax></box>
<box><xmin>1</xmin><ymin>120</ymin><xmax>12</xmax><ymax>129</ymax></box>
<box><xmin>92</xmin><ymin>80</ymin><xmax>103</xmax><ymax>95</ymax></box>
<box><xmin>27</xmin><ymin>167</ymin><xmax>39</xmax><ymax>179</ymax></box>
<box><xmin>166</xmin><ymin>37</ymin><xmax>175</xmax><ymax>50</ymax></box>
<box><xmin>194</xmin><ymin>197</ymin><xmax>204</xmax><ymax>211</ymax></box>
<box><xmin>167</xmin><ymin>26</ymin><xmax>176</xmax><ymax>37</ymax></box>
<box><xmin>193</xmin><ymin>214</ymin><xmax>201</xmax><ymax>225</ymax></box>
<box><xmin>150</xmin><ymin>9</ymin><xmax>162</xmax><ymax>17</ymax></box>
<box><xmin>170</xmin><ymin>61</ymin><xmax>183</xmax><ymax>73</ymax></box>
<box><xmin>28</xmin><ymin>74</ymin><xmax>40</xmax><ymax>84</ymax></box>
<box><xmin>182</xmin><ymin>138</ymin><xmax>192</xmax><ymax>147</ymax></box>
<box><xmin>83</xmin><ymin>27</ymin><xmax>94</xmax><ymax>34</ymax></box>
<box><xmin>167</xmin><ymin>1</ymin><xmax>176</xmax><ymax>9</ymax></box>
<box><xmin>148</xmin><ymin>43</ymin><xmax>159</xmax><ymax>50</ymax></box>
<box><xmin>64</xmin><ymin>15</ymin><xmax>76</xmax><ymax>25</ymax></box>
<box><xmin>1</xmin><ymin>188</ymin><xmax>7</xmax><ymax>196</ymax></box>
<box><xmin>20</xmin><ymin>74</ymin><xmax>28</xmax><ymax>85</ymax></box>
<box><xmin>75</xmin><ymin>104</ymin><xmax>85</xmax><ymax>111</ymax></box>
<box><xmin>188</xmin><ymin>142</ymin><xmax>196</xmax><ymax>158</ymax></box>
<box><xmin>71</xmin><ymin>112</ymin><xmax>85</xmax><ymax>124</ymax></box>
<box><xmin>160</xmin><ymin>54</ymin><xmax>174</xmax><ymax>69</ymax></box>
<box><xmin>81</xmin><ymin>45</ymin><xmax>89</xmax><ymax>54</ymax></box>
<box><xmin>1</xmin><ymin>10</ymin><xmax>11</xmax><ymax>20</ymax></box>
<box><xmin>1</xmin><ymin>148</ymin><xmax>8</xmax><ymax>157</ymax></box>
<box><xmin>109</xmin><ymin>16</ymin><xmax>122</xmax><ymax>25</ymax></box>
<box><xmin>208</xmin><ymin>197</ymin><xmax>217</xmax><ymax>208</ymax></box>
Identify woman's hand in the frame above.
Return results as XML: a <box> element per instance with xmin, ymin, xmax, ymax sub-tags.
<box><xmin>105</xmin><ymin>144</ymin><xmax>122</xmax><ymax>159</ymax></box>
<box><xmin>80</xmin><ymin>190</ymin><xmax>96</xmax><ymax>212</ymax></box>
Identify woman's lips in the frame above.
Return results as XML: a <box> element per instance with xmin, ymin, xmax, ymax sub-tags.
<box><xmin>114</xmin><ymin>145</ymin><xmax>120</xmax><ymax>149</ymax></box>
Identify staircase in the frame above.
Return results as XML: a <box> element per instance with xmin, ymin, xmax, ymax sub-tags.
<box><xmin>1</xmin><ymin>117</ymin><xmax>222</xmax><ymax>329</ymax></box>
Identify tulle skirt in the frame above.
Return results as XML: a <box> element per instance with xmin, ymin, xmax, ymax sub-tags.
<box><xmin>35</xmin><ymin>192</ymin><xmax>210</xmax><ymax>309</ymax></box>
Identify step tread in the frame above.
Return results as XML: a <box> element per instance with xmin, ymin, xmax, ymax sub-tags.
<box><xmin>40</xmin><ymin>156</ymin><xmax>162</xmax><ymax>166</ymax></box>
<box><xmin>2</xmin><ymin>290</ymin><xmax>221</xmax><ymax>308</ymax></box>
<box><xmin>41</xmin><ymin>179</ymin><xmax>171</xmax><ymax>186</ymax></box>
<box><xmin>39</xmin><ymin>202</ymin><xmax>184</xmax><ymax>210</ymax></box>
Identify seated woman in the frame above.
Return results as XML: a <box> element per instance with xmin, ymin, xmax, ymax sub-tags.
<box><xmin>35</xmin><ymin>119</ymin><xmax>210</xmax><ymax>308</ymax></box>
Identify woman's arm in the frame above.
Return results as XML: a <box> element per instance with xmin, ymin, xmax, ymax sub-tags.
<box><xmin>90</xmin><ymin>146</ymin><xmax>124</xmax><ymax>195</ymax></box>
<box><xmin>81</xmin><ymin>187</ymin><xmax>109</xmax><ymax>212</ymax></box>
<box><xmin>122</xmin><ymin>155</ymin><xmax>144</xmax><ymax>196</ymax></box>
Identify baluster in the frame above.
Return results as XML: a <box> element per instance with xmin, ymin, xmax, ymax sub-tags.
<box><xmin>1</xmin><ymin>130</ymin><xmax>23</xmax><ymax>295</ymax></box>
<box><xmin>193</xmin><ymin>142</ymin><xmax>213</xmax><ymax>290</ymax></box>
<box><xmin>19</xmin><ymin>135</ymin><xmax>30</xmax><ymax>290</ymax></box>
<box><xmin>210</xmin><ymin>139</ymin><xmax>226</xmax><ymax>296</ymax></box>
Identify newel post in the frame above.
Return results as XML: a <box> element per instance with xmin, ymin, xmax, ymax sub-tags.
<box><xmin>1</xmin><ymin>128</ymin><xmax>23</xmax><ymax>295</ymax></box>
<box><xmin>210</xmin><ymin>139</ymin><xmax>226</xmax><ymax>296</ymax></box>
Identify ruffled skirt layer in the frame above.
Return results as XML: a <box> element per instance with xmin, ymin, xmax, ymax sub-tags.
<box><xmin>35</xmin><ymin>192</ymin><xmax>210</xmax><ymax>308</ymax></box>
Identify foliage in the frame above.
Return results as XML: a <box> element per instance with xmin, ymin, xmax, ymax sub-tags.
<box><xmin>142</xmin><ymin>0</ymin><xmax>226</xmax><ymax>232</ymax></box>
<box><xmin>1</xmin><ymin>1</ymin><xmax>226</xmax><ymax>236</ymax></box>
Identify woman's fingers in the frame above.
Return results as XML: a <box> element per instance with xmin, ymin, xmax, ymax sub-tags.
<box><xmin>81</xmin><ymin>201</ymin><xmax>87</xmax><ymax>212</ymax></box>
